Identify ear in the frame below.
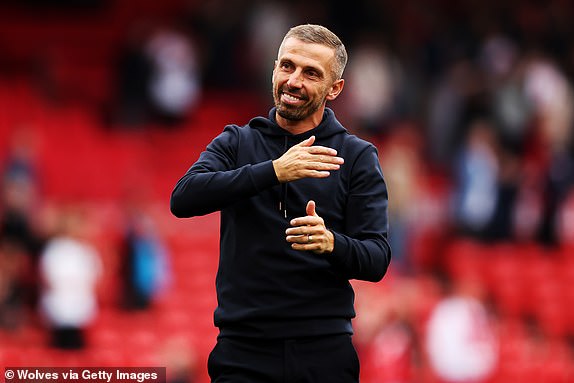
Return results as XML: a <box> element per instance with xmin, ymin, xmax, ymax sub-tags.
<box><xmin>326</xmin><ymin>78</ymin><xmax>345</xmax><ymax>101</ymax></box>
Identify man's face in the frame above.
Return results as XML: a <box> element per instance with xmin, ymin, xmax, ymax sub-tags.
<box><xmin>272</xmin><ymin>37</ymin><xmax>338</xmax><ymax>122</ymax></box>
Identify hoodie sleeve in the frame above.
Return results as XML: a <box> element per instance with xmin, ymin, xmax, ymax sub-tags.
<box><xmin>170</xmin><ymin>126</ymin><xmax>279</xmax><ymax>217</ymax></box>
<box><xmin>328</xmin><ymin>144</ymin><xmax>391</xmax><ymax>282</ymax></box>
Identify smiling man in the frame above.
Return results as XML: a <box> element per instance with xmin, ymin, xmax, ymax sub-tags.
<box><xmin>170</xmin><ymin>24</ymin><xmax>391</xmax><ymax>383</ymax></box>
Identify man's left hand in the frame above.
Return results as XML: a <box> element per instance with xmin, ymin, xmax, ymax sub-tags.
<box><xmin>286</xmin><ymin>200</ymin><xmax>334</xmax><ymax>254</ymax></box>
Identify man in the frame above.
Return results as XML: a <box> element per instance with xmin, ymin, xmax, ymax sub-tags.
<box><xmin>170</xmin><ymin>24</ymin><xmax>391</xmax><ymax>383</ymax></box>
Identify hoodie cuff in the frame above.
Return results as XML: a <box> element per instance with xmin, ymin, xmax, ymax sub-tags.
<box><xmin>250</xmin><ymin>160</ymin><xmax>280</xmax><ymax>192</ymax></box>
<box><xmin>327</xmin><ymin>231</ymin><xmax>350</xmax><ymax>266</ymax></box>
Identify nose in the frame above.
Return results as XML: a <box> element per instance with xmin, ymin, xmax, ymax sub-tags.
<box><xmin>286</xmin><ymin>69</ymin><xmax>303</xmax><ymax>88</ymax></box>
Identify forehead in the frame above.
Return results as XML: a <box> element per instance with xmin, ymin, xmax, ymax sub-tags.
<box><xmin>278</xmin><ymin>37</ymin><xmax>335</xmax><ymax>69</ymax></box>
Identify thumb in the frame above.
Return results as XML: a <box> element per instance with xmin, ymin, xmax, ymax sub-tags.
<box><xmin>306</xmin><ymin>200</ymin><xmax>317</xmax><ymax>217</ymax></box>
<box><xmin>297</xmin><ymin>135</ymin><xmax>315</xmax><ymax>147</ymax></box>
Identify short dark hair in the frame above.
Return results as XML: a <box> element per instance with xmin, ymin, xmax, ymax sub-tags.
<box><xmin>280</xmin><ymin>24</ymin><xmax>347</xmax><ymax>80</ymax></box>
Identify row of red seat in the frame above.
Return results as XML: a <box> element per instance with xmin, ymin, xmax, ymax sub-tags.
<box><xmin>444</xmin><ymin>238</ymin><xmax>574</xmax><ymax>337</ymax></box>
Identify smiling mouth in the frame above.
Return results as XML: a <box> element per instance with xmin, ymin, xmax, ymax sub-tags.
<box><xmin>280</xmin><ymin>90</ymin><xmax>306</xmax><ymax>105</ymax></box>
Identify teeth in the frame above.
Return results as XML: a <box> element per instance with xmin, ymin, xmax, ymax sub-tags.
<box><xmin>283</xmin><ymin>94</ymin><xmax>300</xmax><ymax>102</ymax></box>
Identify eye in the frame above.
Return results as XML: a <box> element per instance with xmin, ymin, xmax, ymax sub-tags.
<box><xmin>305</xmin><ymin>69</ymin><xmax>321</xmax><ymax>79</ymax></box>
<box><xmin>280</xmin><ymin>61</ymin><xmax>293</xmax><ymax>71</ymax></box>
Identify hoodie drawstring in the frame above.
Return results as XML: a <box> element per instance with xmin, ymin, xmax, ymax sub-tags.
<box><xmin>279</xmin><ymin>136</ymin><xmax>288</xmax><ymax>219</ymax></box>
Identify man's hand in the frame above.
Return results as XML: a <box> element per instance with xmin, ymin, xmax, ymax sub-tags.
<box><xmin>273</xmin><ymin>136</ymin><xmax>344</xmax><ymax>183</ymax></box>
<box><xmin>286</xmin><ymin>200</ymin><xmax>334</xmax><ymax>254</ymax></box>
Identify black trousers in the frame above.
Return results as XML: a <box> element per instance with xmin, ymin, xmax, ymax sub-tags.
<box><xmin>208</xmin><ymin>334</ymin><xmax>360</xmax><ymax>383</ymax></box>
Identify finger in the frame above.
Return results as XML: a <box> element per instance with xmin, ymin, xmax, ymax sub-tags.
<box><xmin>286</xmin><ymin>234</ymin><xmax>309</xmax><ymax>244</ymax></box>
<box><xmin>304</xmin><ymin>162</ymin><xmax>341</xmax><ymax>172</ymax></box>
<box><xmin>291</xmin><ymin>242</ymin><xmax>321</xmax><ymax>251</ymax></box>
<box><xmin>287</xmin><ymin>232</ymin><xmax>320</xmax><ymax>245</ymax></box>
<box><xmin>313</xmin><ymin>161</ymin><xmax>342</xmax><ymax>170</ymax></box>
<box><xmin>305</xmin><ymin>170</ymin><xmax>332</xmax><ymax>179</ymax></box>
<box><xmin>285</xmin><ymin>226</ymin><xmax>312</xmax><ymax>237</ymax></box>
<box><xmin>288</xmin><ymin>216</ymin><xmax>322</xmax><ymax>229</ymax></box>
<box><xmin>296</xmin><ymin>167</ymin><xmax>337</xmax><ymax>179</ymax></box>
<box><xmin>306</xmin><ymin>145</ymin><xmax>341</xmax><ymax>158</ymax></box>
<box><xmin>306</xmin><ymin>200</ymin><xmax>316</xmax><ymax>217</ymax></box>
<box><xmin>289</xmin><ymin>233</ymin><xmax>325</xmax><ymax>251</ymax></box>
<box><xmin>296</xmin><ymin>135</ymin><xmax>315</xmax><ymax>148</ymax></box>
<box><xmin>307</xmin><ymin>154</ymin><xmax>344</xmax><ymax>165</ymax></box>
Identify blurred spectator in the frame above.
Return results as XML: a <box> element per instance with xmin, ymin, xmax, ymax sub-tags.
<box><xmin>2</xmin><ymin>127</ymin><xmax>39</xmax><ymax>187</ymax></box>
<box><xmin>427</xmin><ymin>59</ymin><xmax>489</xmax><ymax>169</ymax></box>
<box><xmin>111</xmin><ymin>22</ymin><xmax>154</xmax><ymax>126</ymax></box>
<box><xmin>145</xmin><ymin>26</ymin><xmax>201</xmax><ymax>125</ymax></box>
<box><xmin>512</xmin><ymin>162</ymin><xmax>545</xmax><ymax>242</ymax></box>
<box><xmin>452</xmin><ymin>118</ymin><xmax>519</xmax><ymax>241</ymax></box>
<box><xmin>379</xmin><ymin>121</ymin><xmax>452</xmax><ymax>272</ymax></box>
<box><xmin>425</xmin><ymin>274</ymin><xmax>498</xmax><ymax>383</ymax></box>
<box><xmin>480</xmin><ymin>34</ymin><xmax>533</xmax><ymax>154</ymax></box>
<box><xmin>111</xmin><ymin>24</ymin><xmax>200</xmax><ymax>127</ymax></box>
<box><xmin>341</xmin><ymin>35</ymin><xmax>404</xmax><ymax>137</ymax></box>
<box><xmin>523</xmin><ymin>55</ymin><xmax>574</xmax><ymax>154</ymax></box>
<box><xmin>522</xmin><ymin>55</ymin><xmax>574</xmax><ymax>245</ymax></box>
<box><xmin>185</xmin><ymin>0</ymin><xmax>251</xmax><ymax>90</ymax></box>
<box><xmin>0</xmin><ymin>238</ymin><xmax>28</xmax><ymax>329</ymax></box>
<box><xmin>0</xmin><ymin>127</ymin><xmax>43</xmax><ymax>328</ymax></box>
<box><xmin>379</xmin><ymin>124</ymin><xmax>425</xmax><ymax>272</ymax></box>
<box><xmin>120</xmin><ymin>205</ymin><xmax>170</xmax><ymax>310</ymax></box>
<box><xmin>1</xmin><ymin>127</ymin><xmax>42</xmax><ymax>255</ymax></box>
<box><xmin>38</xmin><ymin>206</ymin><xmax>102</xmax><ymax>350</ymax></box>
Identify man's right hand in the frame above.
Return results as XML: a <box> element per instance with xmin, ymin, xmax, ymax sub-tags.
<box><xmin>272</xmin><ymin>136</ymin><xmax>344</xmax><ymax>183</ymax></box>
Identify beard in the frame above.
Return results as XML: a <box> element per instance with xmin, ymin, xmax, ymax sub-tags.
<box><xmin>273</xmin><ymin>84</ymin><xmax>327</xmax><ymax>121</ymax></box>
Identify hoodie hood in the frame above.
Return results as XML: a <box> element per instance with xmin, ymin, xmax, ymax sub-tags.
<box><xmin>249</xmin><ymin>107</ymin><xmax>348</xmax><ymax>139</ymax></box>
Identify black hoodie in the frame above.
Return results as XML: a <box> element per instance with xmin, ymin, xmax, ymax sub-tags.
<box><xmin>170</xmin><ymin>107</ymin><xmax>391</xmax><ymax>339</ymax></box>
